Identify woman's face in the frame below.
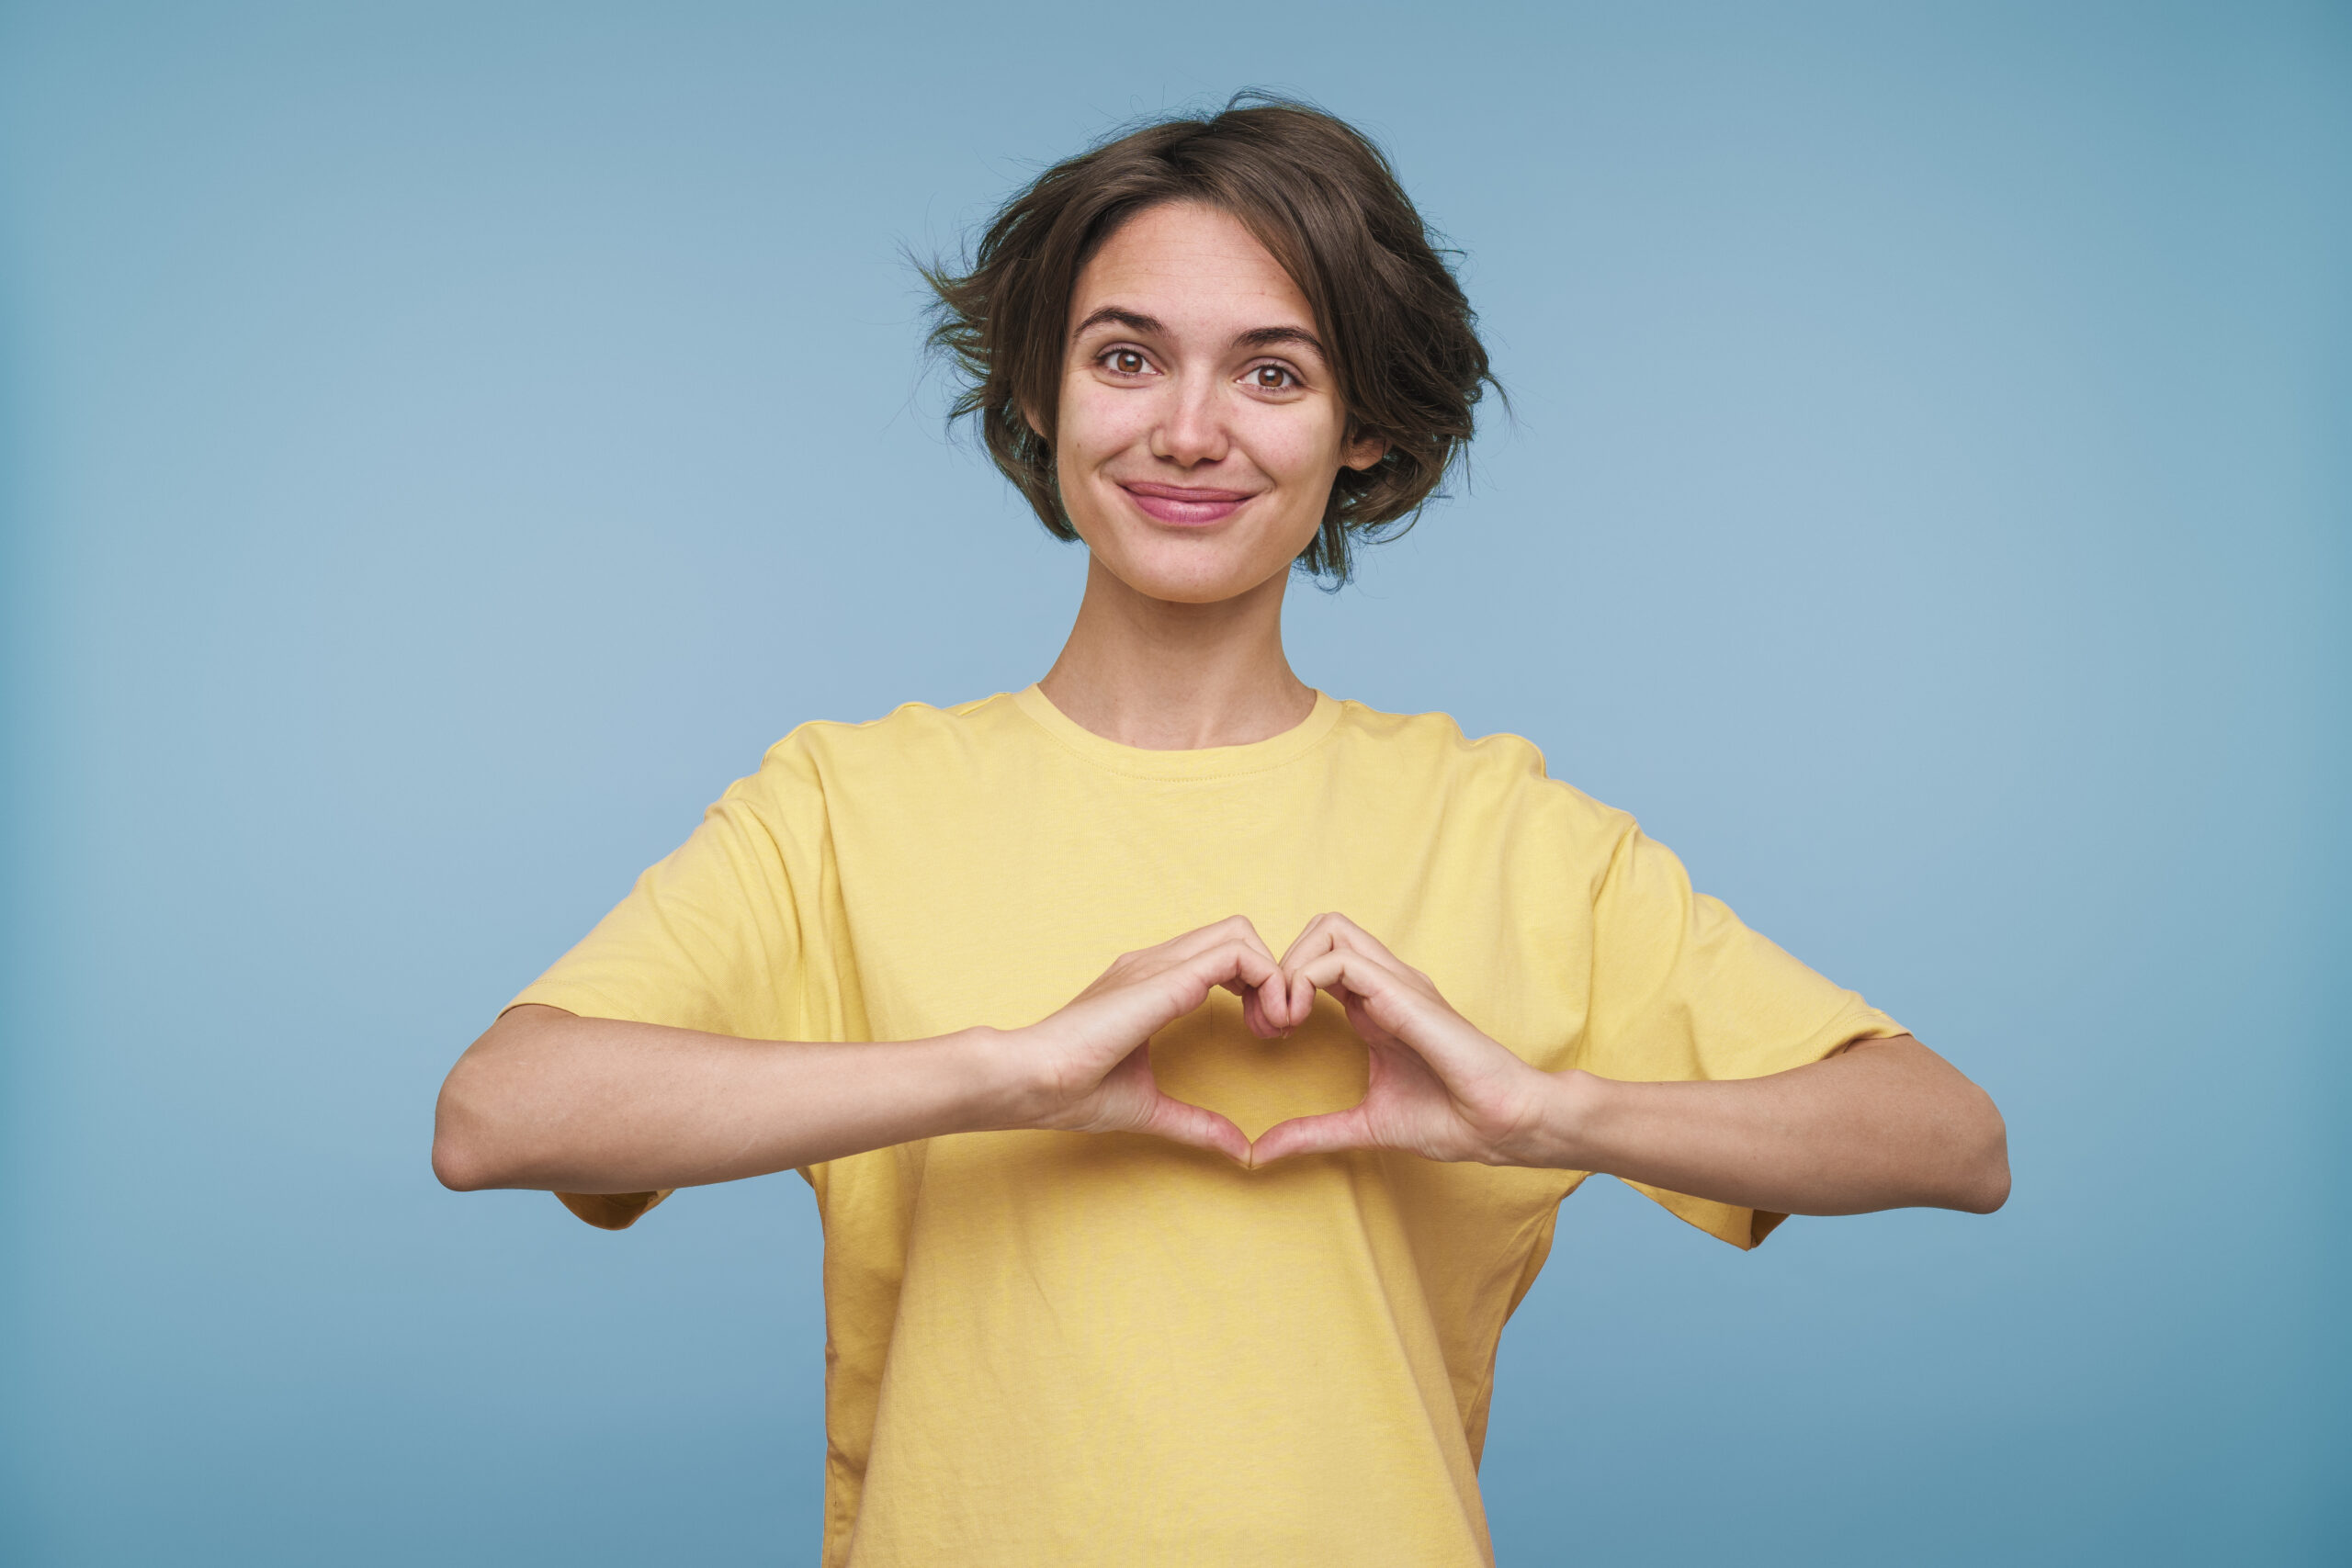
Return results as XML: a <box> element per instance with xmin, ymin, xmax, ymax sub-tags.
<box><xmin>1048</xmin><ymin>201</ymin><xmax>1385</xmax><ymax>605</ymax></box>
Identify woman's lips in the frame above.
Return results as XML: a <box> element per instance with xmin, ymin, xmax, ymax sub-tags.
<box><xmin>1118</xmin><ymin>480</ymin><xmax>1258</xmax><ymax>526</ymax></box>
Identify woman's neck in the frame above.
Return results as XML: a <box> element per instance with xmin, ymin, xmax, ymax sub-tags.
<box><xmin>1037</xmin><ymin>555</ymin><xmax>1316</xmax><ymax>750</ymax></box>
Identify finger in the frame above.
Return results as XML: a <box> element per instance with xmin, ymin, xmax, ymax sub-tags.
<box><xmin>1232</xmin><ymin>928</ymin><xmax>1304</xmax><ymax>1032</ymax></box>
<box><xmin>1239</xmin><ymin>981</ymin><xmax>1283</xmax><ymax>1040</ymax></box>
<box><xmin>1291</xmin><ymin>944</ymin><xmax>1413</xmax><ymax>1009</ymax></box>
<box><xmin>1135</xmin><ymin>1089</ymin><xmax>1252</xmax><ymax>1165</ymax></box>
<box><xmin>1277</xmin><ymin>914</ymin><xmax>1411</xmax><ymax>1028</ymax></box>
<box><xmin>1296</xmin><ymin>911</ymin><xmax>1412</xmax><ymax>969</ymax></box>
<box><xmin>1095</xmin><ymin>920</ymin><xmax>1251</xmax><ymax>993</ymax></box>
<box><xmin>1286</xmin><ymin>963</ymin><xmax>1317</xmax><ymax>1030</ymax></box>
<box><xmin>1299</xmin><ymin>953</ymin><xmax>1531</xmax><ymax>1112</ymax></box>
<box><xmin>1152</xmin><ymin>922</ymin><xmax>1282</xmax><ymax>1027</ymax></box>
<box><xmin>1276</xmin><ymin>911</ymin><xmax>1347</xmax><ymax>971</ymax></box>
<box><xmin>1246</xmin><ymin>953</ymin><xmax>1302</xmax><ymax>1034</ymax></box>
<box><xmin>1194</xmin><ymin>937</ymin><xmax>1283</xmax><ymax>998</ymax></box>
<box><xmin>1277</xmin><ymin>910</ymin><xmax>1382</xmax><ymax>964</ymax></box>
<box><xmin>1271</xmin><ymin>919</ymin><xmax>1340</xmax><ymax>1029</ymax></box>
<box><xmin>1182</xmin><ymin>939</ymin><xmax>1291</xmax><ymax>1037</ymax></box>
<box><xmin>1166</xmin><ymin>914</ymin><xmax>1278</xmax><ymax>966</ymax></box>
<box><xmin>1292</xmin><ymin>947</ymin><xmax>1482</xmax><ymax>1069</ymax></box>
<box><xmin>1225</xmin><ymin>919</ymin><xmax>1297</xmax><ymax>1032</ymax></box>
<box><xmin>1071</xmin><ymin>940</ymin><xmax>1279</xmax><ymax>1053</ymax></box>
<box><xmin>1249</xmin><ymin>1106</ymin><xmax>1379</xmax><ymax>1167</ymax></box>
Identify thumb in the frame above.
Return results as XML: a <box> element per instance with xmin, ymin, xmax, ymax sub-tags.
<box><xmin>1248</xmin><ymin>1107</ymin><xmax>1376</xmax><ymax>1168</ymax></box>
<box><xmin>1135</xmin><ymin>1089</ymin><xmax>1251</xmax><ymax>1165</ymax></box>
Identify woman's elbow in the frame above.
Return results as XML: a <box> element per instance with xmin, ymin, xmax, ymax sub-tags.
<box><xmin>433</xmin><ymin>1010</ymin><xmax>565</xmax><ymax>1191</ymax></box>
<box><xmin>1952</xmin><ymin>1090</ymin><xmax>2010</xmax><ymax>1214</ymax></box>
<box><xmin>432</xmin><ymin>1113</ymin><xmax>492</xmax><ymax>1192</ymax></box>
<box><xmin>431</xmin><ymin>1061</ymin><xmax>514</xmax><ymax>1192</ymax></box>
<box><xmin>432</xmin><ymin>1130</ymin><xmax>492</xmax><ymax>1192</ymax></box>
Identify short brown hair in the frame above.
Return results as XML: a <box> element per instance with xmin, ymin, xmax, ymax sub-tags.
<box><xmin>924</xmin><ymin>93</ymin><xmax>1496</xmax><ymax>583</ymax></box>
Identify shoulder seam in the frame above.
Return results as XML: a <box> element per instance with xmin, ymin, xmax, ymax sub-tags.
<box><xmin>762</xmin><ymin>693</ymin><xmax>1016</xmax><ymax>759</ymax></box>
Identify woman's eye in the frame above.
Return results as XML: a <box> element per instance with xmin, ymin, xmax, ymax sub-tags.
<box><xmin>1250</xmin><ymin>365</ymin><xmax>1296</xmax><ymax>390</ymax></box>
<box><xmin>1106</xmin><ymin>350</ymin><xmax>1148</xmax><ymax>375</ymax></box>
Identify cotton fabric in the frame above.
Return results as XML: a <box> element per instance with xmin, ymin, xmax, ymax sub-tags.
<box><xmin>514</xmin><ymin>687</ymin><xmax>1904</xmax><ymax>1566</ymax></box>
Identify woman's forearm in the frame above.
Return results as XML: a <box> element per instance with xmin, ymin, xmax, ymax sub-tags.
<box><xmin>431</xmin><ymin>1004</ymin><xmax>1026</xmax><ymax>1194</ymax></box>
<box><xmin>435</xmin><ymin>1004</ymin><xmax>2009</xmax><ymax>1215</ymax></box>
<box><xmin>1529</xmin><ymin>1035</ymin><xmax>2010</xmax><ymax>1216</ymax></box>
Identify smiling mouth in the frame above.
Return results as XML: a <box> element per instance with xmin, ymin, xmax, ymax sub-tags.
<box><xmin>1117</xmin><ymin>480</ymin><xmax>1259</xmax><ymax>526</ymax></box>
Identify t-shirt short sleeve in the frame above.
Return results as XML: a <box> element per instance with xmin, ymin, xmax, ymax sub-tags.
<box><xmin>1576</xmin><ymin>821</ymin><xmax>1907</xmax><ymax>1249</ymax></box>
<box><xmin>507</xmin><ymin>742</ymin><xmax>827</xmax><ymax>1229</ymax></box>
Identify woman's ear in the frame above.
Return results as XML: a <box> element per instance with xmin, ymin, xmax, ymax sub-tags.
<box><xmin>1019</xmin><ymin>399</ymin><xmax>1048</xmax><ymax>441</ymax></box>
<box><xmin>1342</xmin><ymin>429</ymin><xmax>1389</xmax><ymax>472</ymax></box>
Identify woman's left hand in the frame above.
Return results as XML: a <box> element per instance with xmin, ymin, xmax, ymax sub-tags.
<box><xmin>1249</xmin><ymin>916</ymin><xmax>2012</xmax><ymax>1214</ymax></box>
<box><xmin>1249</xmin><ymin>913</ymin><xmax>1568</xmax><ymax>1168</ymax></box>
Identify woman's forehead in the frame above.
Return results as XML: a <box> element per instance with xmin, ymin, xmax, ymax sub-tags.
<box><xmin>1069</xmin><ymin>202</ymin><xmax>1315</xmax><ymax>341</ymax></box>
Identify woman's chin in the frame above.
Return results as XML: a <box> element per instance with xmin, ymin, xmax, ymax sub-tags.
<box><xmin>1076</xmin><ymin>516</ymin><xmax>1314</xmax><ymax>606</ymax></box>
<box><xmin>1095</xmin><ymin>544</ymin><xmax>1296</xmax><ymax>606</ymax></box>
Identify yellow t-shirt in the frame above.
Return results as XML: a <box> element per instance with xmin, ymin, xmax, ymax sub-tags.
<box><xmin>514</xmin><ymin>687</ymin><xmax>1904</xmax><ymax>1567</ymax></box>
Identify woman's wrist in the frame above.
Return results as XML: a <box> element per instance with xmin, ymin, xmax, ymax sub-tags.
<box><xmin>950</xmin><ymin>1024</ymin><xmax>1059</xmax><ymax>1134</ymax></box>
<box><xmin>1510</xmin><ymin>1067</ymin><xmax>1615</xmax><ymax>1170</ymax></box>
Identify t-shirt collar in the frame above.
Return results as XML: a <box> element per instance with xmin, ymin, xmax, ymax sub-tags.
<box><xmin>1011</xmin><ymin>683</ymin><xmax>1344</xmax><ymax>781</ymax></box>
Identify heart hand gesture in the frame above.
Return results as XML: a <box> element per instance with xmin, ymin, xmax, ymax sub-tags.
<box><xmin>1011</xmin><ymin>916</ymin><xmax>1298</xmax><ymax>1165</ymax></box>
<box><xmin>1249</xmin><ymin>913</ymin><xmax>1555</xmax><ymax>1168</ymax></box>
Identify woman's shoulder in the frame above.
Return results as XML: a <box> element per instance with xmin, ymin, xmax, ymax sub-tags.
<box><xmin>1324</xmin><ymin>696</ymin><xmax>1633</xmax><ymax>830</ymax></box>
<box><xmin>734</xmin><ymin>692</ymin><xmax>1029</xmax><ymax>797</ymax></box>
<box><xmin>763</xmin><ymin>690</ymin><xmax>1014</xmax><ymax>754</ymax></box>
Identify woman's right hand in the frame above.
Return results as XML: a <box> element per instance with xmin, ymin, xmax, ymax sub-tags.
<box><xmin>999</xmin><ymin>916</ymin><xmax>1297</xmax><ymax>1164</ymax></box>
<box><xmin>435</xmin><ymin>917</ymin><xmax>1302</xmax><ymax>1202</ymax></box>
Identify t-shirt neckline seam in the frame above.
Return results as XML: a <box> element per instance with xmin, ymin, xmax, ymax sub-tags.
<box><xmin>1009</xmin><ymin>684</ymin><xmax>1345</xmax><ymax>781</ymax></box>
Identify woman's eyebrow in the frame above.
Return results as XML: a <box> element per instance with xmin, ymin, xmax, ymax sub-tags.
<box><xmin>1070</xmin><ymin>308</ymin><xmax>1324</xmax><ymax>359</ymax></box>
<box><xmin>1235</xmin><ymin>324</ymin><xmax>1325</xmax><ymax>356</ymax></box>
<box><xmin>1073</xmin><ymin>306</ymin><xmax>1163</xmax><ymax>336</ymax></box>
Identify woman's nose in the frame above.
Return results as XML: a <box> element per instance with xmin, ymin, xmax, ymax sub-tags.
<box><xmin>1151</xmin><ymin>378</ymin><xmax>1228</xmax><ymax>467</ymax></box>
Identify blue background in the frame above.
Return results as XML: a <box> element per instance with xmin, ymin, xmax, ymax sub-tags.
<box><xmin>3</xmin><ymin>3</ymin><xmax>2345</xmax><ymax>1562</ymax></box>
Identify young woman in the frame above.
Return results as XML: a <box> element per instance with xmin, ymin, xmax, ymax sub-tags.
<box><xmin>434</xmin><ymin>96</ymin><xmax>2007</xmax><ymax>1568</ymax></box>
